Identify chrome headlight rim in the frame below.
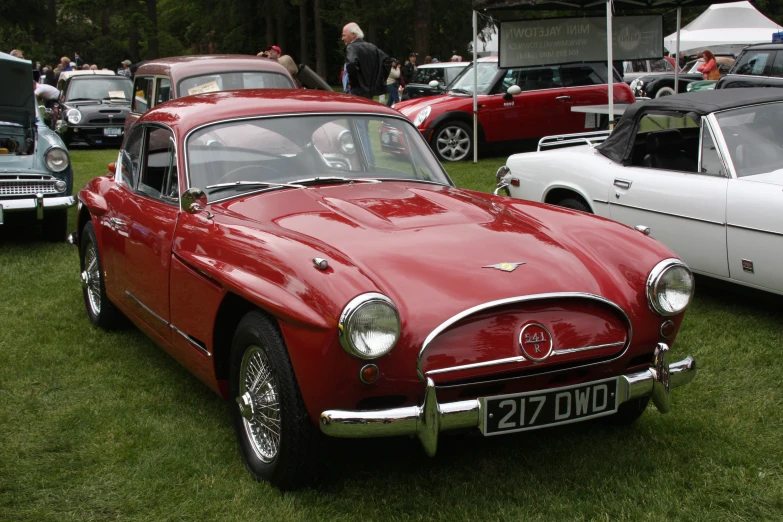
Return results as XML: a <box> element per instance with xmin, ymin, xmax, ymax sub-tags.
<box><xmin>413</xmin><ymin>106</ymin><xmax>431</xmax><ymax>128</ymax></box>
<box><xmin>338</xmin><ymin>292</ymin><xmax>401</xmax><ymax>360</ymax></box>
<box><xmin>66</xmin><ymin>108</ymin><xmax>82</xmax><ymax>125</ymax></box>
<box><xmin>646</xmin><ymin>258</ymin><xmax>694</xmax><ymax>317</ymax></box>
<box><xmin>45</xmin><ymin>147</ymin><xmax>70</xmax><ymax>173</ymax></box>
<box><xmin>337</xmin><ymin>129</ymin><xmax>355</xmax><ymax>154</ymax></box>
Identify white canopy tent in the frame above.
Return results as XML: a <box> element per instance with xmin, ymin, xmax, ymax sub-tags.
<box><xmin>664</xmin><ymin>1</ymin><xmax>782</xmax><ymax>52</ymax></box>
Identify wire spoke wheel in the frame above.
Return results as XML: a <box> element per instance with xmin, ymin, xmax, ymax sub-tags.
<box><xmin>240</xmin><ymin>345</ymin><xmax>281</xmax><ymax>463</ymax></box>
<box><xmin>83</xmin><ymin>242</ymin><xmax>102</xmax><ymax>315</ymax></box>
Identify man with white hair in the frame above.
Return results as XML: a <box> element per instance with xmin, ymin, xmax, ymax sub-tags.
<box><xmin>342</xmin><ymin>22</ymin><xmax>391</xmax><ymax>100</ymax></box>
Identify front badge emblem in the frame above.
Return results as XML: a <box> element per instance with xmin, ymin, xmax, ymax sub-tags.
<box><xmin>482</xmin><ymin>261</ymin><xmax>526</xmax><ymax>272</ymax></box>
<box><xmin>519</xmin><ymin>323</ymin><xmax>553</xmax><ymax>361</ymax></box>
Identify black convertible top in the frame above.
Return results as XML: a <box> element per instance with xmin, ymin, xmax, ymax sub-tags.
<box><xmin>596</xmin><ymin>88</ymin><xmax>783</xmax><ymax>164</ymax></box>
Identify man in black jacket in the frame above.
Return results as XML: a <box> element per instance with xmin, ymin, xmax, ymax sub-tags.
<box><xmin>342</xmin><ymin>22</ymin><xmax>392</xmax><ymax>99</ymax></box>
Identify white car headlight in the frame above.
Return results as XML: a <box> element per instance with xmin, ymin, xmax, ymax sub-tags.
<box><xmin>647</xmin><ymin>259</ymin><xmax>694</xmax><ymax>316</ymax></box>
<box><xmin>45</xmin><ymin>147</ymin><xmax>70</xmax><ymax>173</ymax></box>
<box><xmin>339</xmin><ymin>293</ymin><xmax>401</xmax><ymax>359</ymax></box>
<box><xmin>66</xmin><ymin>109</ymin><xmax>82</xmax><ymax>125</ymax></box>
<box><xmin>413</xmin><ymin>106</ymin><xmax>431</xmax><ymax>127</ymax></box>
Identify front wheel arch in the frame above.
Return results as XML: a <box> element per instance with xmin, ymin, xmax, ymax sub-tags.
<box><xmin>544</xmin><ymin>187</ymin><xmax>594</xmax><ymax>214</ymax></box>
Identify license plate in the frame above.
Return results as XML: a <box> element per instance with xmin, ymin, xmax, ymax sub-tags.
<box><xmin>482</xmin><ymin>377</ymin><xmax>618</xmax><ymax>436</ymax></box>
<box><xmin>104</xmin><ymin>127</ymin><xmax>122</xmax><ymax>137</ymax></box>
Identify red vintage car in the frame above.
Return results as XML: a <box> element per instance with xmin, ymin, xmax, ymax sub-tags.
<box><xmin>393</xmin><ymin>56</ymin><xmax>635</xmax><ymax>161</ymax></box>
<box><xmin>74</xmin><ymin>89</ymin><xmax>696</xmax><ymax>490</ymax></box>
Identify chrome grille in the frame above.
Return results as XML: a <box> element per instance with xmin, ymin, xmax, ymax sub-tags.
<box><xmin>89</xmin><ymin>118</ymin><xmax>125</xmax><ymax>124</ymax></box>
<box><xmin>0</xmin><ymin>177</ymin><xmax>58</xmax><ymax>196</ymax></box>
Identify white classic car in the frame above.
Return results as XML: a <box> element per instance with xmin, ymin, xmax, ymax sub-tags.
<box><xmin>496</xmin><ymin>89</ymin><xmax>783</xmax><ymax>295</ymax></box>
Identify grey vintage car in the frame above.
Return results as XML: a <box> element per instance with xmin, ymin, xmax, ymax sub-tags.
<box><xmin>1</xmin><ymin>52</ymin><xmax>74</xmax><ymax>241</ymax></box>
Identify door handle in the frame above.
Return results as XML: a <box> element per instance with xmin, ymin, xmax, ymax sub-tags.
<box><xmin>613</xmin><ymin>178</ymin><xmax>632</xmax><ymax>189</ymax></box>
<box><xmin>555</xmin><ymin>96</ymin><xmax>571</xmax><ymax>100</ymax></box>
<box><xmin>109</xmin><ymin>217</ymin><xmax>126</xmax><ymax>228</ymax></box>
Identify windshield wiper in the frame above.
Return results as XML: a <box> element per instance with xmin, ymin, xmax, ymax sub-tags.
<box><xmin>288</xmin><ymin>176</ymin><xmax>381</xmax><ymax>186</ymax></box>
<box><xmin>205</xmin><ymin>180</ymin><xmax>306</xmax><ymax>193</ymax></box>
<box><xmin>103</xmin><ymin>97</ymin><xmax>127</xmax><ymax>101</ymax></box>
<box><xmin>67</xmin><ymin>98</ymin><xmax>97</xmax><ymax>102</ymax></box>
<box><xmin>449</xmin><ymin>88</ymin><xmax>473</xmax><ymax>95</ymax></box>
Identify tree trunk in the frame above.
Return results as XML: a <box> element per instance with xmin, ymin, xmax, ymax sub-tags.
<box><xmin>314</xmin><ymin>0</ymin><xmax>327</xmax><ymax>79</ymax></box>
<box><xmin>299</xmin><ymin>0</ymin><xmax>309</xmax><ymax>65</ymax></box>
<box><xmin>275</xmin><ymin>0</ymin><xmax>285</xmax><ymax>52</ymax></box>
<box><xmin>101</xmin><ymin>8</ymin><xmax>111</xmax><ymax>37</ymax></box>
<box><xmin>412</xmin><ymin>0</ymin><xmax>431</xmax><ymax>57</ymax></box>
<box><xmin>146</xmin><ymin>0</ymin><xmax>159</xmax><ymax>59</ymax></box>
<box><xmin>47</xmin><ymin>0</ymin><xmax>57</xmax><ymax>40</ymax></box>
<box><xmin>265</xmin><ymin>0</ymin><xmax>275</xmax><ymax>47</ymax></box>
<box><xmin>368</xmin><ymin>21</ymin><xmax>377</xmax><ymax>45</ymax></box>
<box><xmin>129</xmin><ymin>23</ymin><xmax>139</xmax><ymax>62</ymax></box>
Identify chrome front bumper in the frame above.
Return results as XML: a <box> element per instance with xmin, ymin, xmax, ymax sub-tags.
<box><xmin>0</xmin><ymin>195</ymin><xmax>75</xmax><ymax>223</ymax></box>
<box><xmin>320</xmin><ymin>343</ymin><xmax>696</xmax><ymax>456</ymax></box>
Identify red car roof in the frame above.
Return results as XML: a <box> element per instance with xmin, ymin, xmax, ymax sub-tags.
<box><xmin>139</xmin><ymin>89</ymin><xmax>403</xmax><ymax>132</ymax></box>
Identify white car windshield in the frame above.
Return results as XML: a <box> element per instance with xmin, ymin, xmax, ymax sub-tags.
<box><xmin>187</xmin><ymin>115</ymin><xmax>451</xmax><ymax>198</ymax></box>
<box><xmin>448</xmin><ymin>62</ymin><xmax>498</xmax><ymax>95</ymax></box>
<box><xmin>716</xmin><ymin>102</ymin><xmax>783</xmax><ymax>177</ymax></box>
<box><xmin>67</xmin><ymin>78</ymin><xmax>133</xmax><ymax>101</ymax></box>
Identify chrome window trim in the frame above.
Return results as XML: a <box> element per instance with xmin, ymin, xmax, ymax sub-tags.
<box><xmin>705</xmin><ymin>113</ymin><xmax>738</xmax><ymax>179</ymax></box>
<box><xmin>183</xmin><ymin>112</ymin><xmax>453</xmax><ymax>205</ymax></box>
<box><xmin>126</xmin><ymin>290</ymin><xmax>167</xmax><ymax>325</ymax></box>
<box><xmin>699</xmin><ymin>118</ymin><xmax>731</xmax><ymax>179</ymax></box>
<box><xmin>727</xmin><ymin>223</ymin><xmax>783</xmax><ymax>237</ymax></box>
<box><xmin>126</xmin><ymin>291</ymin><xmax>211</xmax><ymax>357</ymax></box>
<box><xmin>610</xmin><ymin>200</ymin><xmax>725</xmax><ymax>225</ymax></box>
<box><xmin>417</xmin><ymin>292</ymin><xmax>632</xmax><ymax>381</ymax></box>
<box><xmin>133</xmin><ymin>122</ymin><xmax>180</xmax><ymax>208</ymax></box>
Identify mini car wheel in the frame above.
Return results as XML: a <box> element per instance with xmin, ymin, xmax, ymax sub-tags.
<box><xmin>655</xmin><ymin>87</ymin><xmax>676</xmax><ymax>98</ymax></box>
<box><xmin>79</xmin><ymin>221</ymin><xmax>122</xmax><ymax>329</ymax></box>
<box><xmin>605</xmin><ymin>396</ymin><xmax>650</xmax><ymax>425</ymax></box>
<box><xmin>433</xmin><ymin>121</ymin><xmax>473</xmax><ymax>162</ymax></box>
<box><xmin>43</xmin><ymin>209</ymin><xmax>68</xmax><ymax>242</ymax></box>
<box><xmin>555</xmin><ymin>197</ymin><xmax>592</xmax><ymax>214</ymax></box>
<box><xmin>230</xmin><ymin>311</ymin><xmax>318</xmax><ymax>490</ymax></box>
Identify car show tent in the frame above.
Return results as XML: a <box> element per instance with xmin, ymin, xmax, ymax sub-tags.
<box><xmin>469</xmin><ymin>0</ymin><xmax>752</xmax><ymax>162</ymax></box>
<box><xmin>663</xmin><ymin>1</ymin><xmax>782</xmax><ymax>53</ymax></box>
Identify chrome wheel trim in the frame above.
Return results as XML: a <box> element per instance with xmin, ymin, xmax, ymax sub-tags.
<box><xmin>83</xmin><ymin>242</ymin><xmax>102</xmax><ymax>315</ymax></box>
<box><xmin>239</xmin><ymin>345</ymin><xmax>281</xmax><ymax>463</ymax></box>
<box><xmin>436</xmin><ymin>126</ymin><xmax>470</xmax><ymax>161</ymax></box>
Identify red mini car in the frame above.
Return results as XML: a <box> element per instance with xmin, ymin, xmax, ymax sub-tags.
<box><xmin>74</xmin><ymin>89</ymin><xmax>696</xmax><ymax>490</ymax></box>
<box><xmin>393</xmin><ymin>57</ymin><xmax>635</xmax><ymax>161</ymax></box>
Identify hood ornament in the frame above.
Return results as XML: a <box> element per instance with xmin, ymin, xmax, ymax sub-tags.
<box><xmin>482</xmin><ymin>262</ymin><xmax>526</xmax><ymax>272</ymax></box>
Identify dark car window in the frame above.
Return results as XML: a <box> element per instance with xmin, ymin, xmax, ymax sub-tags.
<box><xmin>156</xmin><ymin>77</ymin><xmax>171</xmax><ymax>105</ymax></box>
<box><xmin>120</xmin><ymin>128</ymin><xmax>143</xmax><ymax>187</ymax></box>
<box><xmin>630</xmin><ymin>112</ymin><xmax>700</xmax><ymax>172</ymax></box>
<box><xmin>561</xmin><ymin>64</ymin><xmax>607</xmax><ymax>87</ymax></box>
<box><xmin>66</xmin><ymin>77</ymin><xmax>132</xmax><ymax>101</ymax></box>
<box><xmin>494</xmin><ymin>69</ymin><xmax>521</xmax><ymax>93</ymax></box>
<box><xmin>518</xmin><ymin>66</ymin><xmax>562</xmax><ymax>92</ymax></box>
<box><xmin>132</xmin><ymin>77</ymin><xmax>153</xmax><ymax>113</ymax></box>
<box><xmin>138</xmin><ymin>126</ymin><xmax>178</xmax><ymax>201</ymax></box>
<box><xmin>770</xmin><ymin>52</ymin><xmax>783</xmax><ymax>77</ymax></box>
<box><xmin>733</xmin><ymin>50</ymin><xmax>775</xmax><ymax>76</ymax></box>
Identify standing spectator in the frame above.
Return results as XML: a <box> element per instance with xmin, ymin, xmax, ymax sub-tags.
<box><xmin>342</xmin><ymin>22</ymin><xmax>392</xmax><ymax>99</ymax></box>
<box><xmin>385</xmin><ymin>58</ymin><xmax>401</xmax><ymax>107</ymax></box>
<box><xmin>341</xmin><ymin>63</ymin><xmax>350</xmax><ymax>93</ymax></box>
<box><xmin>90</xmin><ymin>64</ymin><xmax>98</xmax><ymax>71</ymax></box>
<box><xmin>82</xmin><ymin>64</ymin><xmax>91</xmax><ymax>70</ymax></box>
<box><xmin>117</xmin><ymin>60</ymin><xmax>132</xmax><ymax>78</ymax></box>
<box><xmin>74</xmin><ymin>52</ymin><xmax>83</xmax><ymax>68</ymax></box>
<box><xmin>34</xmin><ymin>81</ymin><xmax>60</xmax><ymax>109</ymax></box>
<box><xmin>9</xmin><ymin>49</ymin><xmax>24</xmax><ymax>58</ymax></box>
<box><xmin>402</xmin><ymin>52</ymin><xmax>417</xmax><ymax>85</ymax></box>
<box><xmin>260</xmin><ymin>45</ymin><xmax>282</xmax><ymax>61</ymax></box>
<box><xmin>424</xmin><ymin>55</ymin><xmax>432</xmax><ymax>65</ymax></box>
<box><xmin>697</xmin><ymin>50</ymin><xmax>720</xmax><ymax>80</ymax></box>
<box><xmin>61</xmin><ymin>57</ymin><xmax>73</xmax><ymax>71</ymax></box>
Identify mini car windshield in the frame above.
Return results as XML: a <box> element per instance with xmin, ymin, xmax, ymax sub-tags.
<box><xmin>187</xmin><ymin>115</ymin><xmax>452</xmax><ymax>198</ymax></box>
<box><xmin>716</xmin><ymin>101</ymin><xmax>783</xmax><ymax>177</ymax></box>
<box><xmin>177</xmin><ymin>72</ymin><xmax>294</xmax><ymax>96</ymax></box>
<box><xmin>67</xmin><ymin>78</ymin><xmax>133</xmax><ymax>101</ymax></box>
<box><xmin>447</xmin><ymin>63</ymin><xmax>498</xmax><ymax>95</ymax></box>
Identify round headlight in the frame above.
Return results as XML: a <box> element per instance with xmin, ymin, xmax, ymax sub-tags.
<box><xmin>338</xmin><ymin>130</ymin><xmax>355</xmax><ymax>154</ymax></box>
<box><xmin>339</xmin><ymin>293</ymin><xmax>401</xmax><ymax>360</ymax></box>
<box><xmin>66</xmin><ymin>109</ymin><xmax>82</xmax><ymax>125</ymax></box>
<box><xmin>45</xmin><ymin>147</ymin><xmax>70</xmax><ymax>173</ymax></box>
<box><xmin>413</xmin><ymin>106</ymin><xmax>431</xmax><ymax>127</ymax></box>
<box><xmin>647</xmin><ymin>259</ymin><xmax>694</xmax><ymax>316</ymax></box>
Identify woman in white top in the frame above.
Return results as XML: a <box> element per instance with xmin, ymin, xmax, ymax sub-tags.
<box><xmin>385</xmin><ymin>58</ymin><xmax>401</xmax><ymax>107</ymax></box>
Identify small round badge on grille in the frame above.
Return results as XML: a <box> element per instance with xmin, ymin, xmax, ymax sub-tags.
<box><xmin>518</xmin><ymin>323</ymin><xmax>553</xmax><ymax>361</ymax></box>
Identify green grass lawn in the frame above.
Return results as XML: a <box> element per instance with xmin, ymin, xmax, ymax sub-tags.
<box><xmin>1</xmin><ymin>149</ymin><xmax>781</xmax><ymax>521</ymax></box>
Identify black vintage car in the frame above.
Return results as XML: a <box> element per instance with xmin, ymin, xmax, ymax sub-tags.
<box><xmin>401</xmin><ymin>62</ymin><xmax>468</xmax><ymax>101</ymax></box>
<box><xmin>55</xmin><ymin>71</ymin><xmax>133</xmax><ymax>146</ymax></box>
<box><xmin>716</xmin><ymin>43</ymin><xmax>783</xmax><ymax>90</ymax></box>
<box><xmin>630</xmin><ymin>57</ymin><xmax>734</xmax><ymax>98</ymax></box>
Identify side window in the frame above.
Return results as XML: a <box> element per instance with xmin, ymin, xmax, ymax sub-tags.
<box><xmin>699</xmin><ymin>123</ymin><xmax>725</xmax><ymax>177</ymax></box>
<box><xmin>120</xmin><ymin>128</ymin><xmax>143</xmax><ymax>188</ymax></box>
<box><xmin>561</xmin><ymin>64</ymin><xmax>606</xmax><ymax>87</ymax></box>
<box><xmin>630</xmin><ymin>113</ymin><xmax>700</xmax><ymax>172</ymax></box>
<box><xmin>132</xmin><ymin>77</ymin><xmax>153</xmax><ymax>113</ymax></box>
<box><xmin>770</xmin><ymin>52</ymin><xmax>783</xmax><ymax>77</ymax></box>
<box><xmin>518</xmin><ymin>66</ymin><xmax>561</xmax><ymax>91</ymax></box>
<box><xmin>156</xmin><ymin>77</ymin><xmax>171</xmax><ymax>105</ymax></box>
<box><xmin>733</xmin><ymin>51</ymin><xmax>775</xmax><ymax>76</ymax></box>
<box><xmin>494</xmin><ymin>69</ymin><xmax>521</xmax><ymax>93</ymax></box>
<box><xmin>138</xmin><ymin>127</ymin><xmax>178</xmax><ymax>202</ymax></box>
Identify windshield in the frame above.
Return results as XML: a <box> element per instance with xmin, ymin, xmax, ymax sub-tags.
<box><xmin>67</xmin><ymin>78</ymin><xmax>132</xmax><ymax>101</ymax></box>
<box><xmin>447</xmin><ymin>62</ymin><xmax>499</xmax><ymax>95</ymax></box>
<box><xmin>716</xmin><ymin>102</ymin><xmax>783</xmax><ymax>177</ymax></box>
<box><xmin>177</xmin><ymin>72</ymin><xmax>294</xmax><ymax>96</ymax></box>
<box><xmin>187</xmin><ymin>115</ymin><xmax>451</xmax><ymax>200</ymax></box>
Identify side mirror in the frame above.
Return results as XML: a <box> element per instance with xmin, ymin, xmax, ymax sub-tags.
<box><xmin>181</xmin><ymin>188</ymin><xmax>209</xmax><ymax>214</ymax></box>
<box><xmin>503</xmin><ymin>85</ymin><xmax>521</xmax><ymax>100</ymax></box>
<box><xmin>494</xmin><ymin>166</ymin><xmax>511</xmax><ymax>196</ymax></box>
<box><xmin>428</xmin><ymin>80</ymin><xmax>440</xmax><ymax>88</ymax></box>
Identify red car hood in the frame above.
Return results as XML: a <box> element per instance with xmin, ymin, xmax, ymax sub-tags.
<box><xmin>395</xmin><ymin>93</ymin><xmax>473</xmax><ymax>119</ymax></box>
<box><xmin>216</xmin><ymin>182</ymin><xmax>672</xmax><ymax>338</ymax></box>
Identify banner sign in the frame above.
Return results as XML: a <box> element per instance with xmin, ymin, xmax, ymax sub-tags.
<box><xmin>498</xmin><ymin>16</ymin><xmax>663</xmax><ymax>68</ymax></box>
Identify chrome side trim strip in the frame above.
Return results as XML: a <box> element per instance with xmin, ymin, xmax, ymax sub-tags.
<box><xmin>727</xmin><ymin>223</ymin><xmax>783</xmax><ymax>237</ymax></box>
<box><xmin>609</xmin><ymin>201</ymin><xmax>725</xmax><ymax>226</ymax></box>
<box><xmin>424</xmin><ymin>339</ymin><xmax>627</xmax><ymax>376</ymax></box>
<box><xmin>125</xmin><ymin>291</ymin><xmax>212</xmax><ymax>357</ymax></box>
<box><xmin>593</xmin><ymin>198</ymin><xmax>609</xmax><ymax>204</ymax></box>
<box><xmin>417</xmin><ymin>293</ymin><xmax>632</xmax><ymax>381</ymax></box>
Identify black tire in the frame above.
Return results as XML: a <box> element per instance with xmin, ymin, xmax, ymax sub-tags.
<box><xmin>556</xmin><ymin>197</ymin><xmax>592</xmax><ymax>214</ymax></box>
<box><xmin>79</xmin><ymin>221</ymin><xmax>123</xmax><ymax>329</ymax></box>
<box><xmin>432</xmin><ymin>121</ymin><xmax>474</xmax><ymax>162</ymax></box>
<box><xmin>604</xmin><ymin>396</ymin><xmax>650</xmax><ymax>426</ymax></box>
<box><xmin>43</xmin><ymin>209</ymin><xmax>68</xmax><ymax>242</ymax></box>
<box><xmin>230</xmin><ymin>310</ymin><xmax>318</xmax><ymax>490</ymax></box>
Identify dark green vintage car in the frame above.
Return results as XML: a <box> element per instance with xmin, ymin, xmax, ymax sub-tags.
<box><xmin>0</xmin><ymin>52</ymin><xmax>74</xmax><ymax>241</ymax></box>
